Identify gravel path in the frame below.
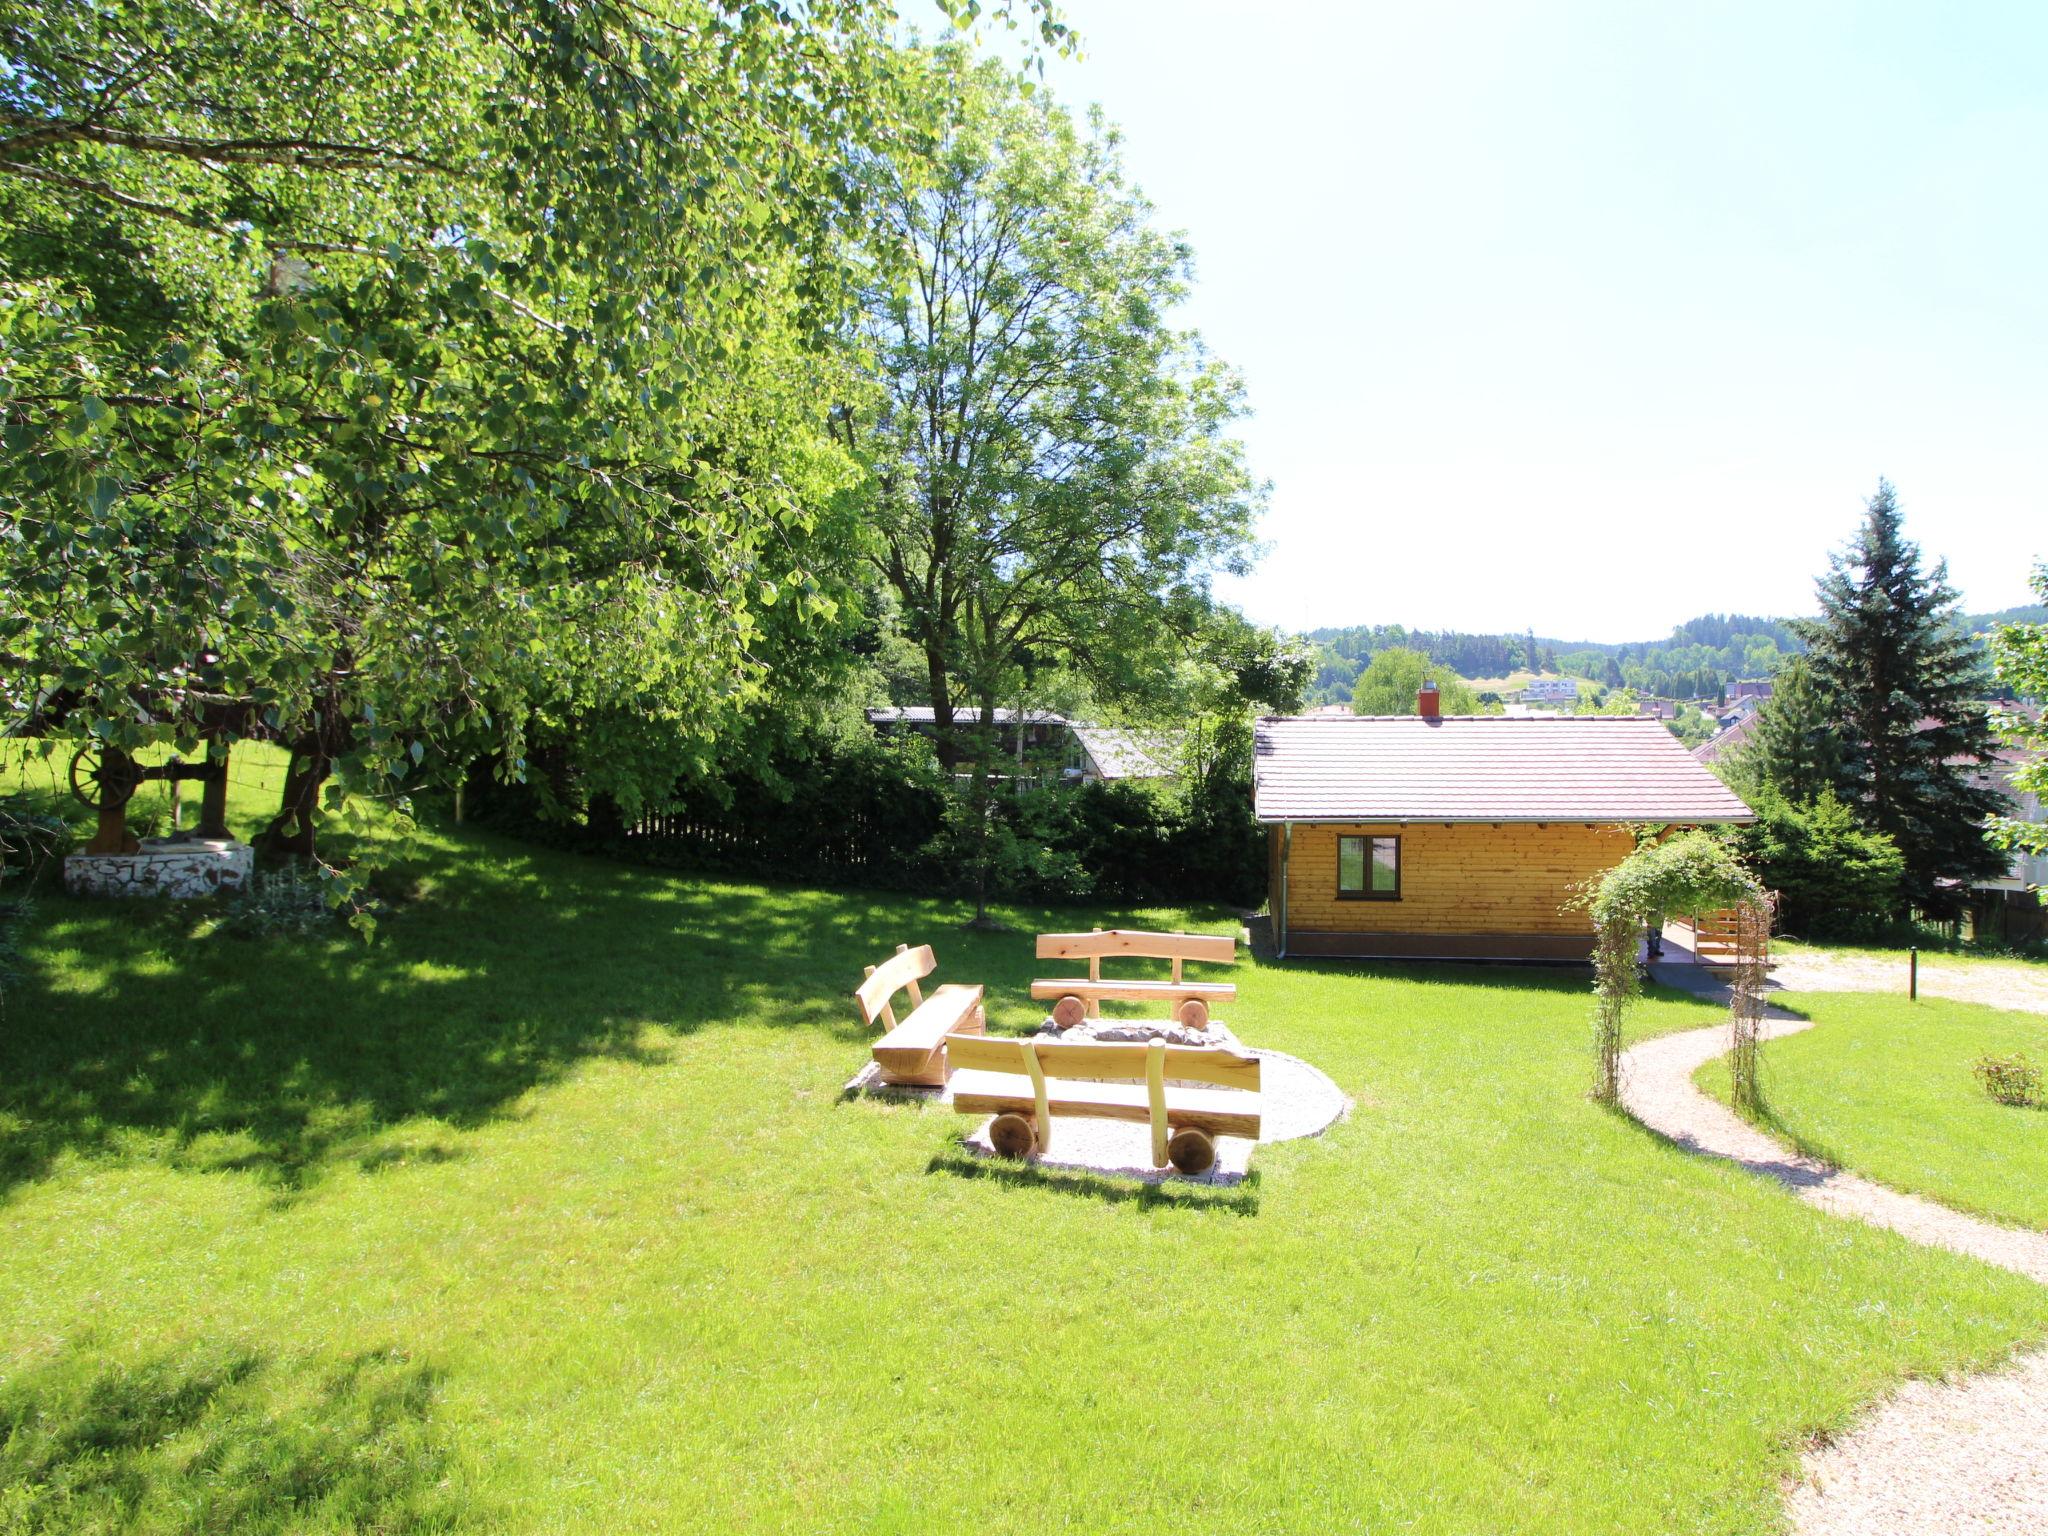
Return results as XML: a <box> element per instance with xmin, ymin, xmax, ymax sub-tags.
<box><xmin>1768</xmin><ymin>951</ymin><xmax>2048</xmax><ymax>1015</ymax></box>
<box><xmin>1620</xmin><ymin>1018</ymin><xmax>2048</xmax><ymax>1533</ymax></box>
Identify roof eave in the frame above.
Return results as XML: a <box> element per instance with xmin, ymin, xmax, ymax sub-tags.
<box><xmin>1252</xmin><ymin>812</ymin><xmax>1758</xmax><ymax>826</ymax></box>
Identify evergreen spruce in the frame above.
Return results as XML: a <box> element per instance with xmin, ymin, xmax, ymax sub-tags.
<box><xmin>1795</xmin><ymin>480</ymin><xmax>2005</xmax><ymax>912</ymax></box>
<box><xmin>1734</xmin><ymin>656</ymin><xmax>1843</xmax><ymax>805</ymax></box>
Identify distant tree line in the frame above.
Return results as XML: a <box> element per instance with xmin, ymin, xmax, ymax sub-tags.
<box><xmin>1301</xmin><ymin>605</ymin><xmax>2043</xmax><ymax>710</ymax></box>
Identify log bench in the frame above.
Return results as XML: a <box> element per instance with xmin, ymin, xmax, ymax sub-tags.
<box><xmin>1033</xmin><ymin>928</ymin><xmax>1238</xmax><ymax>1029</ymax></box>
<box><xmin>853</xmin><ymin>944</ymin><xmax>985</xmax><ymax>1087</ymax></box>
<box><xmin>945</xmin><ymin>1032</ymin><xmax>1261</xmax><ymax>1175</ymax></box>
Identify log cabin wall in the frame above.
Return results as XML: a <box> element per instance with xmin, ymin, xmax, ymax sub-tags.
<box><xmin>1277</xmin><ymin>821</ymin><xmax>1634</xmax><ymax>960</ymax></box>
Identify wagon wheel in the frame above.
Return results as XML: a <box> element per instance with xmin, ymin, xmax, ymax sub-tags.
<box><xmin>68</xmin><ymin>743</ymin><xmax>142</xmax><ymax>811</ymax></box>
<box><xmin>1166</xmin><ymin>1127</ymin><xmax>1217</xmax><ymax>1176</ymax></box>
<box><xmin>989</xmin><ymin>1113</ymin><xmax>1037</xmax><ymax>1160</ymax></box>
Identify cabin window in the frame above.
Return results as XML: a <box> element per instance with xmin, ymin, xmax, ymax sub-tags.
<box><xmin>1337</xmin><ymin>834</ymin><xmax>1400</xmax><ymax>899</ymax></box>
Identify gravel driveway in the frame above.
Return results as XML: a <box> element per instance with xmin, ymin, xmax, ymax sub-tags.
<box><xmin>1769</xmin><ymin>950</ymin><xmax>2048</xmax><ymax>1015</ymax></box>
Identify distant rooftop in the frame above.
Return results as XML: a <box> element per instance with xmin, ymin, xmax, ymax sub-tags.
<box><xmin>1070</xmin><ymin>724</ymin><xmax>1178</xmax><ymax>780</ymax></box>
<box><xmin>866</xmin><ymin>706</ymin><xmax>1069</xmax><ymax>727</ymax></box>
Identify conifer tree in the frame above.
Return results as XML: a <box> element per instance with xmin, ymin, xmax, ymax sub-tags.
<box><xmin>1794</xmin><ymin>480</ymin><xmax>2005</xmax><ymax>912</ymax></box>
<box><xmin>1731</xmin><ymin>656</ymin><xmax>1842</xmax><ymax>804</ymax></box>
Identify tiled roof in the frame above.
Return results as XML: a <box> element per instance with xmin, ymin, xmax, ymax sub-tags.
<box><xmin>1254</xmin><ymin>715</ymin><xmax>1755</xmax><ymax>824</ymax></box>
<box><xmin>1691</xmin><ymin>709</ymin><xmax>1761</xmax><ymax>765</ymax></box>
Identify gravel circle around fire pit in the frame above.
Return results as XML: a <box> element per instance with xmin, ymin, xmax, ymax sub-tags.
<box><xmin>958</xmin><ymin>1050</ymin><xmax>1346</xmax><ymax>1186</ymax></box>
<box><xmin>846</xmin><ymin>1048</ymin><xmax>1348</xmax><ymax>1187</ymax></box>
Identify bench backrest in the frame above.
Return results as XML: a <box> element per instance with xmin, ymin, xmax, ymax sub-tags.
<box><xmin>854</xmin><ymin>943</ymin><xmax>937</xmax><ymax>1031</ymax></box>
<box><xmin>945</xmin><ymin>1032</ymin><xmax>1260</xmax><ymax>1095</ymax></box>
<box><xmin>1035</xmin><ymin>928</ymin><xmax>1234</xmax><ymax>986</ymax></box>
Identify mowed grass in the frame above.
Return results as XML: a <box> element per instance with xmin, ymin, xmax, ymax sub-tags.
<box><xmin>1698</xmin><ymin>992</ymin><xmax>2048</xmax><ymax>1232</ymax></box>
<box><xmin>3</xmin><ymin>750</ymin><xmax>2047</xmax><ymax>1533</ymax></box>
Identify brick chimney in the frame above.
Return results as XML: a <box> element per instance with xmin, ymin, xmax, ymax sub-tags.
<box><xmin>1417</xmin><ymin>681</ymin><xmax>1441</xmax><ymax>719</ymax></box>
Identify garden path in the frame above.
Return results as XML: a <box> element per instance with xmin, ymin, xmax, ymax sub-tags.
<box><xmin>1771</xmin><ymin>950</ymin><xmax>2048</xmax><ymax>1014</ymax></box>
<box><xmin>1620</xmin><ymin>1016</ymin><xmax>2048</xmax><ymax>1535</ymax></box>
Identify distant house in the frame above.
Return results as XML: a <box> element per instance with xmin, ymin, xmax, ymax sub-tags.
<box><xmin>1520</xmin><ymin>678</ymin><xmax>1581</xmax><ymax>703</ymax></box>
<box><xmin>1067</xmin><ymin>725</ymin><xmax>1178</xmax><ymax>783</ymax></box>
<box><xmin>1717</xmin><ymin>693</ymin><xmax>1768</xmax><ymax>725</ymax></box>
<box><xmin>1729</xmin><ymin>679</ymin><xmax>1775</xmax><ymax>703</ymax></box>
<box><xmin>1691</xmin><ymin>709</ymin><xmax>1761</xmax><ymax>767</ymax></box>
<box><xmin>865</xmin><ymin>705</ymin><xmax>1070</xmax><ymax>758</ymax></box>
<box><xmin>1256</xmin><ymin>686</ymin><xmax>1754</xmax><ymax>961</ymax></box>
<box><xmin>863</xmin><ymin>707</ymin><xmax>1177</xmax><ymax>783</ymax></box>
<box><xmin>1963</xmin><ymin>719</ymin><xmax>2047</xmax><ymax>944</ymax></box>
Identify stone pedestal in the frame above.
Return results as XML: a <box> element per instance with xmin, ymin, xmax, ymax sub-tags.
<box><xmin>64</xmin><ymin>838</ymin><xmax>255</xmax><ymax>899</ymax></box>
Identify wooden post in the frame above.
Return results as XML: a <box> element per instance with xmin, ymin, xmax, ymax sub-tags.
<box><xmin>1909</xmin><ymin>946</ymin><xmax>1918</xmax><ymax>1002</ymax></box>
<box><xmin>1087</xmin><ymin>953</ymin><xmax>1100</xmax><ymax>1018</ymax></box>
<box><xmin>1146</xmin><ymin>1039</ymin><xmax>1168</xmax><ymax>1168</ymax></box>
<box><xmin>197</xmin><ymin>755</ymin><xmax>230</xmax><ymax>839</ymax></box>
<box><xmin>1023</xmin><ymin>1042</ymin><xmax>1051</xmax><ymax>1153</ymax></box>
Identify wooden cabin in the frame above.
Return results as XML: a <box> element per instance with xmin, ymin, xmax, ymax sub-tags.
<box><xmin>1255</xmin><ymin>687</ymin><xmax>1755</xmax><ymax>961</ymax></box>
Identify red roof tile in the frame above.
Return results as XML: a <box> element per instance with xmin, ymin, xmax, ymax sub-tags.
<box><xmin>1254</xmin><ymin>715</ymin><xmax>1755</xmax><ymax>824</ymax></box>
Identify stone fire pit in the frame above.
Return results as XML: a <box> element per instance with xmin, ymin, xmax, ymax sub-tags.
<box><xmin>1032</xmin><ymin>1013</ymin><xmax>1245</xmax><ymax>1052</ymax></box>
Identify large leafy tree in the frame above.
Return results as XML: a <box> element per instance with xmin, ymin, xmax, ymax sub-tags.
<box><xmin>847</xmin><ymin>51</ymin><xmax>1264</xmax><ymax>772</ymax></box>
<box><xmin>1795</xmin><ymin>481</ymin><xmax>2005</xmax><ymax>912</ymax></box>
<box><xmin>0</xmin><ymin>1</ymin><xmax>1059</xmax><ymax>863</ymax></box>
<box><xmin>1350</xmin><ymin>648</ymin><xmax>1481</xmax><ymax>715</ymax></box>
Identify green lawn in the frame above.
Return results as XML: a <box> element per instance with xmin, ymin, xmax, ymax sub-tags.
<box><xmin>1698</xmin><ymin>992</ymin><xmax>2048</xmax><ymax>1232</ymax></box>
<box><xmin>4</xmin><ymin>754</ymin><xmax>2048</xmax><ymax>1533</ymax></box>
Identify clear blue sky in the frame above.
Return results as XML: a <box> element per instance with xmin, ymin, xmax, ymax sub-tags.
<box><xmin>996</xmin><ymin>1</ymin><xmax>2045</xmax><ymax>640</ymax></box>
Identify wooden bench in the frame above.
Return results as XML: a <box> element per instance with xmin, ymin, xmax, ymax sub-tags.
<box><xmin>945</xmin><ymin>1032</ymin><xmax>1261</xmax><ymax>1175</ymax></box>
<box><xmin>853</xmin><ymin>944</ymin><xmax>985</xmax><ymax>1087</ymax></box>
<box><xmin>1031</xmin><ymin>928</ymin><xmax>1238</xmax><ymax>1029</ymax></box>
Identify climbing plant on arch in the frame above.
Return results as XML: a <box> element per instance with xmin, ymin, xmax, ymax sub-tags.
<box><xmin>1577</xmin><ymin>831</ymin><xmax>1773</xmax><ymax>1107</ymax></box>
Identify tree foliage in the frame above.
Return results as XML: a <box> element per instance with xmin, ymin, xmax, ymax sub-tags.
<box><xmin>1991</xmin><ymin>565</ymin><xmax>2048</xmax><ymax>858</ymax></box>
<box><xmin>0</xmin><ymin>1</ymin><xmax>1065</xmax><ymax>877</ymax></box>
<box><xmin>848</xmin><ymin>50</ymin><xmax>1264</xmax><ymax>766</ymax></box>
<box><xmin>1349</xmin><ymin>647</ymin><xmax>1482</xmax><ymax>715</ymax></box>
<box><xmin>1730</xmin><ymin>788</ymin><xmax>1904</xmax><ymax>939</ymax></box>
<box><xmin>1794</xmin><ymin>480</ymin><xmax>2005</xmax><ymax>912</ymax></box>
<box><xmin>1724</xmin><ymin>655</ymin><xmax>1842</xmax><ymax>805</ymax></box>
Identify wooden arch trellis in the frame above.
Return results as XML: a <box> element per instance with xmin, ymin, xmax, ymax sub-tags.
<box><xmin>1578</xmin><ymin>830</ymin><xmax>1773</xmax><ymax>1108</ymax></box>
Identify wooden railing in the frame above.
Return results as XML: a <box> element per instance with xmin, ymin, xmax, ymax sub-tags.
<box><xmin>1672</xmin><ymin>903</ymin><xmax>1771</xmax><ymax>967</ymax></box>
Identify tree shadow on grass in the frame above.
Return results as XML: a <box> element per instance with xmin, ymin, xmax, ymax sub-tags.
<box><xmin>0</xmin><ymin>825</ymin><xmax>1236</xmax><ymax>1200</ymax></box>
<box><xmin>0</xmin><ymin>1340</ymin><xmax>460</xmax><ymax>1535</ymax></box>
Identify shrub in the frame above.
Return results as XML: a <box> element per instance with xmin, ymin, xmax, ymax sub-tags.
<box><xmin>473</xmin><ymin>724</ymin><xmax>1268</xmax><ymax>907</ymax></box>
<box><xmin>1974</xmin><ymin>1052</ymin><xmax>2043</xmax><ymax>1109</ymax></box>
<box><xmin>1732</xmin><ymin>788</ymin><xmax>1904</xmax><ymax>939</ymax></box>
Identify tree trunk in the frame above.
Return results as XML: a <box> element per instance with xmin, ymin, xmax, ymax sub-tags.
<box><xmin>255</xmin><ymin>748</ymin><xmax>330</xmax><ymax>859</ymax></box>
<box><xmin>925</xmin><ymin>645</ymin><xmax>960</xmax><ymax>771</ymax></box>
<box><xmin>966</xmin><ymin>681</ymin><xmax>1002</xmax><ymax>927</ymax></box>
